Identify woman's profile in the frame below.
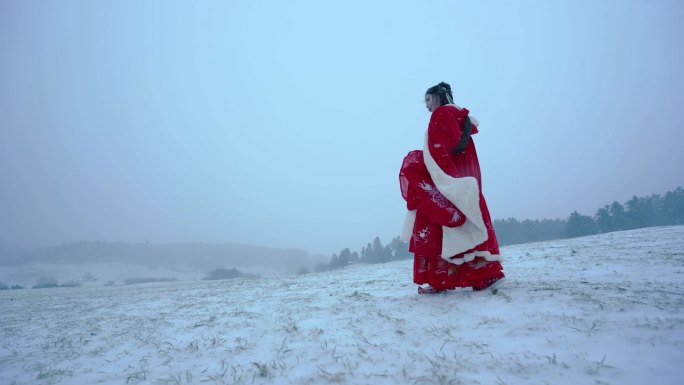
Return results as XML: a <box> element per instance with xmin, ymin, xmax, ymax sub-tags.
<box><xmin>400</xmin><ymin>82</ymin><xmax>505</xmax><ymax>294</ymax></box>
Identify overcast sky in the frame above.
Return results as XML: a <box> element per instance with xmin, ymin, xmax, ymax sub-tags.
<box><xmin>1</xmin><ymin>0</ymin><xmax>683</xmax><ymax>256</ymax></box>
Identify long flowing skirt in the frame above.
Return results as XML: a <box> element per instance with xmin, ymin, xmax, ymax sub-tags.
<box><xmin>413</xmin><ymin>255</ymin><xmax>504</xmax><ymax>291</ymax></box>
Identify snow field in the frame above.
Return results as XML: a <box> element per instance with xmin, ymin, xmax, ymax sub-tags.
<box><xmin>1</xmin><ymin>226</ymin><xmax>683</xmax><ymax>384</ymax></box>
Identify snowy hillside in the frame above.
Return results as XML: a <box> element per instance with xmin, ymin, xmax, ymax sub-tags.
<box><xmin>0</xmin><ymin>242</ymin><xmax>323</xmax><ymax>288</ymax></box>
<box><xmin>1</xmin><ymin>226</ymin><xmax>683</xmax><ymax>385</ymax></box>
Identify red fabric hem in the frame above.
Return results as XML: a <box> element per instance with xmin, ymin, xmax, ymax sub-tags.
<box><xmin>414</xmin><ymin>255</ymin><xmax>504</xmax><ymax>291</ymax></box>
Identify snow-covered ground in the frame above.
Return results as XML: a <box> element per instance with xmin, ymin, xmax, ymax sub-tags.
<box><xmin>1</xmin><ymin>226</ymin><xmax>683</xmax><ymax>385</ymax></box>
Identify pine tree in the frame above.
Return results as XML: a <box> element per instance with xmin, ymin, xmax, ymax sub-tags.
<box><xmin>387</xmin><ymin>236</ymin><xmax>410</xmax><ymax>260</ymax></box>
<box><xmin>338</xmin><ymin>248</ymin><xmax>352</xmax><ymax>267</ymax></box>
<box><xmin>662</xmin><ymin>187</ymin><xmax>684</xmax><ymax>225</ymax></box>
<box><xmin>567</xmin><ymin>211</ymin><xmax>597</xmax><ymax>238</ymax></box>
<box><xmin>595</xmin><ymin>205</ymin><xmax>613</xmax><ymax>233</ymax></box>
<box><xmin>609</xmin><ymin>201</ymin><xmax>627</xmax><ymax>231</ymax></box>
<box><xmin>362</xmin><ymin>243</ymin><xmax>372</xmax><ymax>263</ymax></box>
<box><xmin>369</xmin><ymin>237</ymin><xmax>382</xmax><ymax>263</ymax></box>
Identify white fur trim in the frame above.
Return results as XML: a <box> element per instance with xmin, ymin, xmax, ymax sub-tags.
<box><xmin>422</xmin><ymin>131</ymin><xmax>489</xmax><ymax>261</ymax></box>
<box><xmin>402</xmin><ymin>210</ymin><xmax>416</xmax><ymax>242</ymax></box>
<box><xmin>447</xmin><ymin>250</ymin><xmax>502</xmax><ymax>265</ymax></box>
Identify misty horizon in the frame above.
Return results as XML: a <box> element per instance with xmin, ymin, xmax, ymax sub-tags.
<box><xmin>2</xmin><ymin>183</ymin><xmax>680</xmax><ymax>254</ymax></box>
<box><xmin>2</xmin><ymin>1</ymin><xmax>683</xmax><ymax>256</ymax></box>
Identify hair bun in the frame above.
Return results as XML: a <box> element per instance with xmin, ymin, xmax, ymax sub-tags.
<box><xmin>438</xmin><ymin>82</ymin><xmax>451</xmax><ymax>91</ymax></box>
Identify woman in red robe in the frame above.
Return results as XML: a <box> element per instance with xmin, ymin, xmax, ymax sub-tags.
<box><xmin>400</xmin><ymin>82</ymin><xmax>504</xmax><ymax>294</ymax></box>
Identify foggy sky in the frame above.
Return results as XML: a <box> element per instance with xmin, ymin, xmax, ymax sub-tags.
<box><xmin>1</xmin><ymin>0</ymin><xmax>683</xmax><ymax>256</ymax></box>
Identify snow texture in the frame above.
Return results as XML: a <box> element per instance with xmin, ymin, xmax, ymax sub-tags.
<box><xmin>1</xmin><ymin>226</ymin><xmax>683</xmax><ymax>384</ymax></box>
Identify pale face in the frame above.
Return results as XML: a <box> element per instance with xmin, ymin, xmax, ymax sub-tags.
<box><xmin>424</xmin><ymin>93</ymin><xmax>441</xmax><ymax>113</ymax></box>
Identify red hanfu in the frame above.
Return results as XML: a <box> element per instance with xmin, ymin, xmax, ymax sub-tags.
<box><xmin>400</xmin><ymin>104</ymin><xmax>504</xmax><ymax>292</ymax></box>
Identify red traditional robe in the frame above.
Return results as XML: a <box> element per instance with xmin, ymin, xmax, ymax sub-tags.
<box><xmin>400</xmin><ymin>104</ymin><xmax>504</xmax><ymax>291</ymax></box>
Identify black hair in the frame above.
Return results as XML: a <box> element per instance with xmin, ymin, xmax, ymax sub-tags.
<box><xmin>453</xmin><ymin>116</ymin><xmax>472</xmax><ymax>155</ymax></box>
<box><xmin>425</xmin><ymin>82</ymin><xmax>454</xmax><ymax>106</ymax></box>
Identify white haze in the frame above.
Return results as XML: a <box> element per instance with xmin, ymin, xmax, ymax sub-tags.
<box><xmin>1</xmin><ymin>1</ymin><xmax>683</xmax><ymax>256</ymax></box>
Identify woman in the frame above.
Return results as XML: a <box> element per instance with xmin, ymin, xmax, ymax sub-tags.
<box><xmin>400</xmin><ymin>82</ymin><xmax>504</xmax><ymax>294</ymax></box>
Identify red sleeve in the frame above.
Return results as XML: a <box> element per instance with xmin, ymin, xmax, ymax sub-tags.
<box><xmin>399</xmin><ymin>150</ymin><xmax>423</xmax><ymax>210</ymax></box>
<box><xmin>400</xmin><ymin>150</ymin><xmax>465</xmax><ymax>227</ymax></box>
<box><xmin>412</xmin><ymin>180</ymin><xmax>466</xmax><ymax>228</ymax></box>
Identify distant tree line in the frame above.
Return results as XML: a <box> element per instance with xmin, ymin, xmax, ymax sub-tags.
<box><xmin>492</xmin><ymin>218</ymin><xmax>567</xmax><ymax>246</ymax></box>
<box><xmin>495</xmin><ymin>186</ymin><xmax>684</xmax><ymax>245</ymax></box>
<box><xmin>0</xmin><ymin>283</ymin><xmax>25</xmax><ymax>290</ymax></box>
<box><xmin>317</xmin><ymin>236</ymin><xmax>411</xmax><ymax>272</ymax></box>
<box><xmin>319</xmin><ymin>187</ymin><xmax>684</xmax><ymax>270</ymax></box>
<box><xmin>204</xmin><ymin>267</ymin><xmax>259</xmax><ymax>280</ymax></box>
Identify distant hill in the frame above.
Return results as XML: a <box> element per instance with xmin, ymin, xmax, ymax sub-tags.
<box><xmin>0</xmin><ymin>241</ymin><xmax>323</xmax><ymax>274</ymax></box>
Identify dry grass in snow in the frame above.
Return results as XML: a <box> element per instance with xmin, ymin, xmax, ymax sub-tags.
<box><xmin>1</xmin><ymin>226</ymin><xmax>683</xmax><ymax>384</ymax></box>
